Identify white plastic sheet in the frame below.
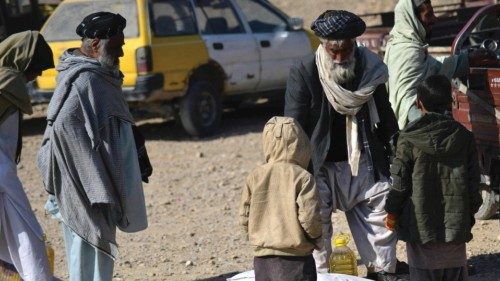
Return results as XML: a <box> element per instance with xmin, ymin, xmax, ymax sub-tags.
<box><xmin>227</xmin><ymin>270</ymin><xmax>371</xmax><ymax>281</ymax></box>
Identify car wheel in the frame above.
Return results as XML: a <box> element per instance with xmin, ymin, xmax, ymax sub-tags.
<box><xmin>179</xmin><ymin>81</ymin><xmax>222</xmax><ymax>136</ymax></box>
<box><xmin>474</xmin><ymin>184</ymin><xmax>499</xmax><ymax>220</ymax></box>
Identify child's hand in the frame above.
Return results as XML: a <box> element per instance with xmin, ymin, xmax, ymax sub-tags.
<box><xmin>384</xmin><ymin>213</ymin><xmax>397</xmax><ymax>231</ymax></box>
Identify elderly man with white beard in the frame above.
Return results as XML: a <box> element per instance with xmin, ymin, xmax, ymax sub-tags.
<box><xmin>284</xmin><ymin>10</ymin><xmax>404</xmax><ymax>281</ymax></box>
<box><xmin>37</xmin><ymin>12</ymin><xmax>148</xmax><ymax>281</ymax></box>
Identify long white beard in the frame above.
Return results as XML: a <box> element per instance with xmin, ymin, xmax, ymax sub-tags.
<box><xmin>330</xmin><ymin>56</ymin><xmax>356</xmax><ymax>85</ymax></box>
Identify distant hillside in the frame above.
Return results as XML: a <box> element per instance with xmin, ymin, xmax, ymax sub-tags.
<box><xmin>271</xmin><ymin>0</ymin><xmax>457</xmax><ymax>28</ymax></box>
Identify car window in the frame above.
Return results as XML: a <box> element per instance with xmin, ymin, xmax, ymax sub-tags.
<box><xmin>194</xmin><ymin>0</ymin><xmax>244</xmax><ymax>35</ymax></box>
<box><xmin>151</xmin><ymin>0</ymin><xmax>197</xmax><ymax>36</ymax></box>
<box><xmin>42</xmin><ymin>0</ymin><xmax>138</xmax><ymax>41</ymax></box>
<box><xmin>469</xmin><ymin>10</ymin><xmax>500</xmax><ymax>46</ymax></box>
<box><xmin>233</xmin><ymin>0</ymin><xmax>287</xmax><ymax>33</ymax></box>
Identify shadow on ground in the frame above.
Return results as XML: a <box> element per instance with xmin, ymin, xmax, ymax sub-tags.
<box><xmin>195</xmin><ymin>271</ymin><xmax>240</xmax><ymax>281</ymax></box>
<box><xmin>468</xmin><ymin>252</ymin><xmax>500</xmax><ymax>280</ymax></box>
<box><xmin>23</xmin><ymin>101</ymin><xmax>284</xmax><ymax>141</ymax></box>
<box><xmin>135</xmin><ymin>101</ymin><xmax>284</xmax><ymax>141</ymax></box>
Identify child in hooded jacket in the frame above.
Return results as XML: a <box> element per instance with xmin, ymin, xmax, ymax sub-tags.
<box><xmin>240</xmin><ymin>116</ymin><xmax>322</xmax><ymax>281</ymax></box>
<box><xmin>384</xmin><ymin>75</ymin><xmax>483</xmax><ymax>281</ymax></box>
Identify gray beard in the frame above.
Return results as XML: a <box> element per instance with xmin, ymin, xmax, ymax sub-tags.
<box><xmin>98</xmin><ymin>49</ymin><xmax>119</xmax><ymax>71</ymax></box>
<box><xmin>330</xmin><ymin>57</ymin><xmax>356</xmax><ymax>85</ymax></box>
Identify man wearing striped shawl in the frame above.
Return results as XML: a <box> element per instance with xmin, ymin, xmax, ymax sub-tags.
<box><xmin>38</xmin><ymin>12</ymin><xmax>148</xmax><ymax>281</ymax></box>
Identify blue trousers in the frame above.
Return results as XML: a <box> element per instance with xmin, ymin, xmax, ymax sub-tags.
<box><xmin>62</xmin><ymin>224</ymin><xmax>114</xmax><ymax>281</ymax></box>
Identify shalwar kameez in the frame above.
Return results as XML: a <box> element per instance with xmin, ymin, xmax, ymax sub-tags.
<box><xmin>0</xmin><ymin>31</ymin><xmax>54</xmax><ymax>281</ymax></box>
<box><xmin>285</xmin><ymin>10</ymin><xmax>401</xmax><ymax>280</ymax></box>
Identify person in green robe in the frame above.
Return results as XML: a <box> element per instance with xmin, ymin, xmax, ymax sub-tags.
<box><xmin>384</xmin><ymin>0</ymin><xmax>493</xmax><ymax>129</ymax></box>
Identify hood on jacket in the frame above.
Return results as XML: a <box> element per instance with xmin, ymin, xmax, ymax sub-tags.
<box><xmin>400</xmin><ymin>113</ymin><xmax>470</xmax><ymax>156</ymax></box>
<box><xmin>390</xmin><ymin>0</ymin><xmax>427</xmax><ymax>44</ymax></box>
<box><xmin>262</xmin><ymin>116</ymin><xmax>311</xmax><ymax>168</ymax></box>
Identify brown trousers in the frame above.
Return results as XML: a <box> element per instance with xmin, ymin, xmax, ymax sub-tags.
<box><xmin>409</xmin><ymin>266</ymin><xmax>468</xmax><ymax>281</ymax></box>
<box><xmin>254</xmin><ymin>254</ymin><xmax>317</xmax><ymax>281</ymax></box>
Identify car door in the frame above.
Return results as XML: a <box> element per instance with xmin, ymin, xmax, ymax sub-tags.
<box><xmin>149</xmin><ymin>0</ymin><xmax>209</xmax><ymax>96</ymax></box>
<box><xmin>233</xmin><ymin>0</ymin><xmax>312</xmax><ymax>92</ymax></box>
<box><xmin>451</xmin><ymin>3</ymin><xmax>500</xmax><ymax>138</ymax></box>
<box><xmin>450</xmin><ymin>3</ymin><xmax>500</xmax><ymax>220</ymax></box>
<box><xmin>193</xmin><ymin>0</ymin><xmax>260</xmax><ymax>94</ymax></box>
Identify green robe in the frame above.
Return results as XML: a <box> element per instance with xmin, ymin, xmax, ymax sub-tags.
<box><xmin>0</xmin><ymin>31</ymin><xmax>54</xmax><ymax>123</ymax></box>
<box><xmin>383</xmin><ymin>0</ymin><xmax>468</xmax><ymax>129</ymax></box>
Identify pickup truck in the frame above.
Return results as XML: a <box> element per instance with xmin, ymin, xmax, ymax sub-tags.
<box><xmin>450</xmin><ymin>3</ymin><xmax>499</xmax><ymax>220</ymax></box>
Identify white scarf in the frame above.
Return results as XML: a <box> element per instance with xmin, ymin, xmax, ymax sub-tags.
<box><xmin>316</xmin><ymin>44</ymin><xmax>389</xmax><ymax>176</ymax></box>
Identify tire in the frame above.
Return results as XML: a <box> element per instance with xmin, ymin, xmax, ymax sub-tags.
<box><xmin>179</xmin><ymin>81</ymin><xmax>222</xmax><ymax>136</ymax></box>
<box><xmin>474</xmin><ymin>184</ymin><xmax>499</xmax><ymax>220</ymax></box>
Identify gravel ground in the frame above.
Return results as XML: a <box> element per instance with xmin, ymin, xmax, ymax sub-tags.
<box><xmin>13</xmin><ymin>1</ymin><xmax>499</xmax><ymax>280</ymax></box>
<box><xmin>17</xmin><ymin>102</ymin><xmax>500</xmax><ymax>281</ymax></box>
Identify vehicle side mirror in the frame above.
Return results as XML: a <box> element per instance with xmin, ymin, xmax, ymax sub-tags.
<box><xmin>289</xmin><ymin>17</ymin><xmax>303</xmax><ymax>31</ymax></box>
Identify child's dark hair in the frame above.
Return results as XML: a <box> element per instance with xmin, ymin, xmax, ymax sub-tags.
<box><xmin>416</xmin><ymin>74</ymin><xmax>452</xmax><ymax>114</ymax></box>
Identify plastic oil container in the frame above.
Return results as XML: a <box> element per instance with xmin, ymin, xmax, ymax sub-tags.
<box><xmin>328</xmin><ymin>233</ymin><xmax>358</xmax><ymax>276</ymax></box>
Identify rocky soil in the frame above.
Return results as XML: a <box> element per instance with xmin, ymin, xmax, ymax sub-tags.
<box><xmin>14</xmin><ymin>2</ymin><xmax>500</xmax><ymax>280</ymax></box>
<box><xmin>20</xmin><ymin>102</ymin><xmax>500</xmax><ymax>281</ymax></box>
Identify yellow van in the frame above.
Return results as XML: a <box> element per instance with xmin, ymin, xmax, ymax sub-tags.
<box><xmin>32</xmin><ymin>0</ymin><xmax>319</xmax><ymax>136</ymax></box>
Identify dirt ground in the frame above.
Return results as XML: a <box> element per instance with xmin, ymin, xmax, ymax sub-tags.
<box><xmin>14</xmin><ymin>2</ymin><xmax>499</xmax><ymax>280</ymax></box>
<box><xmin>19</xmin><ymin>102</ymin><xmax>500</xmax><ymax>281</ymax></box>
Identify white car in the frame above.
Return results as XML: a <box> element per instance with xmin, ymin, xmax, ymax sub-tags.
<box><xmin>34</xmin><ymin>0</ymin><xmax>320</xmax><ymax>136</ymax></box>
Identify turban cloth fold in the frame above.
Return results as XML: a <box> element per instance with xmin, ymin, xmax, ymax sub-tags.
<box><xmin>76</xmin><ymin>12</ymin><xmax>126</xmax><ymax>39</ymax></box>
<box><xmin>311</xmin><ymin>10</ymin><xmax>366</xmax><ymax>40</ymax></box>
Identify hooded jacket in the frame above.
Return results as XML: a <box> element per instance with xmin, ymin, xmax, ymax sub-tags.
<box><xmin>385</xmin><ymin>113</ymin><xmax>482</xmax><ymax>244</ymax></box>
<box><xmin>239</xmin><ymin>117</ymin><xmax>322</xmax><ymax>257</ymax></box>
<box><xmin>383</xmin><ymin>0</ymin><xmax>468</xmax><ymax>128</ymax></box>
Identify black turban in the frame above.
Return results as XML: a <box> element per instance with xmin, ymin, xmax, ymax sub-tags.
<box><xmin>311</xmin><ymin>10</ymin><xmax>366</xmax><ymax>40</ymax></box>
<box><xmin>76</xmin><ymin>12</ymin><xmax>126</xmax><ymax>39</ymax></box>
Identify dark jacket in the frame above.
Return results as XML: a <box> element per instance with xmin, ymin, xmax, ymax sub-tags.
<box><xmin>385</xmin><ymin>113</ymin><xmax>483</xmax><ymax>244</ymax></box>
<box><xmin>284</xmin><ymin>51</ymin><xmax>398</xmax><ymax>179</ymax></box>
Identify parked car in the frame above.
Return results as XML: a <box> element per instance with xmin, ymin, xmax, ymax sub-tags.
<box><xmin>30</xmin><ymin>0</ymin><xmax>319</xmax><ymax>136</ymax></box>
<box><xmin>450</xmin><ymin>3</ymin><xmax>500</xmax><ymax>220</ymax></box>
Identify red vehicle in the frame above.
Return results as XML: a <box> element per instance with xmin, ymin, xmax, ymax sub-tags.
<box><xmin>451</xmin><ymin>3</ymin><xmax>499</xmax><ymax>220</ymax></box>
<box><xmin>358</xmin><ymin>0</ymin><xmax>499</xmax><ymax>57</ymax></box>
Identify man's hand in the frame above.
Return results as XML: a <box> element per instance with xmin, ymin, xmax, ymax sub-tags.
<box><xmin>384</xmin><ymin>213</ymin><xmax>397</xmax><ymax>231</ymax></box>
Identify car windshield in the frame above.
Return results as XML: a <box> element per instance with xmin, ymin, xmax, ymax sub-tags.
<box><xmin>42</xmin><ymin>0</ymin><xmax>138</xmax><ymax>41</ymax></box>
